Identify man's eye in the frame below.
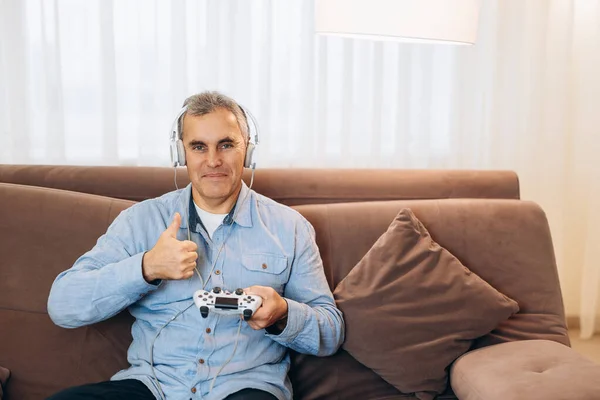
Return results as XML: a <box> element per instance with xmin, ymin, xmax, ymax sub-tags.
<box><xmin>192</xmin><ymin>145</ymin><xmax>205</xmax><ymax>151</ymax></box>
<box><xmin>221</xmin><ymin>143</ymin><xmax>234</xmax><ymax>149</ymax></box>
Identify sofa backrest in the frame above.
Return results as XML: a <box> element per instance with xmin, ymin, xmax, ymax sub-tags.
<box><xmin>0</xmin><ymin>165</ymin><xmax>520</xmax><ymax>204</ymax></box>
<box><xmin>0</xmin><ymin>182</ymin><xmax>565</xmax><ymax>400</ymax></box>
<box><xmin>294</xmin><ymin>200</ymin><xmax>569</xmax><ymax>346</ymax></box>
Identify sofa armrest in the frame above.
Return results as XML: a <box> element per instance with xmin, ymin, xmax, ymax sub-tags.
<box><xmin>450</xmin><ymin>339</ymin><xmax>600</xmax><ymax>400</ymax></box>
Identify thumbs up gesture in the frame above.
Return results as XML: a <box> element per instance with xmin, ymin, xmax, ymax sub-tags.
<box><xmin>142</xmin><ymin>213</ymin><xmax>199</xmax><ymax>282</ymax></box>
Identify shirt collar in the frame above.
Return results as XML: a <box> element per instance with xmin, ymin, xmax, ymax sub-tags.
<box><xmin>171</xmin><ymin>184</ymin><xmax>192</xmax><ymax>232</ymax></box>
<box><xmin>183</xmin><ymin>182</ymin><xmax>253</xmax><ymax>233</ymax></box>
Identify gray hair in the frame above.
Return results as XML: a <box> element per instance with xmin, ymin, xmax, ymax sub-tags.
<box><xmin>181</xmin><ymin>91</ymin><xmax>249</xmax><ymax>140</ymax></box>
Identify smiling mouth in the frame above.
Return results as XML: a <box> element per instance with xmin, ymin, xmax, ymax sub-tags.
<box><xmin>203</xmin><ymin>173</ymin><xmax>227</xmax><ymax>178</ymax></box>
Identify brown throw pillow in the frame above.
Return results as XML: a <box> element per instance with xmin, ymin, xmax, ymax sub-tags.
<box><xmin>333</xmin><ymin>208</ymin><xmax>519</xmax><ymax>400</ymax></box>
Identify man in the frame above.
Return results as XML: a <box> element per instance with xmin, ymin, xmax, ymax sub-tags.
<box><xmin>47</xmin><ymin>91</ymin><xmax>344</xmax><ymax>400</ymax></box>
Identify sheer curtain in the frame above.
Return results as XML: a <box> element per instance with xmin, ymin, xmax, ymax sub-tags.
<box><xmin>1</xmin><ymin>0</ymin><xmax>599</xmax><ymax>337</ymax></box>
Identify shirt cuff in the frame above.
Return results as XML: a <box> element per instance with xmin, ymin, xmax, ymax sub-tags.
<box><xmin>265</xmin><ymin>299</ymin><xmax>289</xmax><ymax>335</ymax></box>
<box><xmin>264</xmin><ymin>298</ymin><xmax>307</xmax><ymax>343</ymax></box>
<box><xmin>122</xmin><ymin>252</ymin><xmax>163</xmax><ymax>297</ymax></box>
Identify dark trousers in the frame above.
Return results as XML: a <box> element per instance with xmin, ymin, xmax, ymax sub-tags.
<box><xmin>46</xmin><ymin>379</ymin><xmax>278</xmax><ymax>400</ymax></box>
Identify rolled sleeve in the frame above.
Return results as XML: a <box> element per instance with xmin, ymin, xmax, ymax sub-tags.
<box><xmin>265</xmin><ymin>298</ymin><xmax>309</xmax><ymax>343</ymax></box>
<box><xmin>93</xmin><ymin>252</ymin><xmax>161</xmax><ymax>305</ymax></box>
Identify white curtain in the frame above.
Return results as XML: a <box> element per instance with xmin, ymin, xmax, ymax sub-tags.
<box><xmin>1</xmin><ymin>0</ymin><xmax>599</xmax><ymax>337</ymax></box>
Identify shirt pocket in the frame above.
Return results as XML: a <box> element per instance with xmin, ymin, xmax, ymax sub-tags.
<box><xmin>240</xmin><ymin>253</ymin><xmax>290</xmax><ymax>295</ymax></box>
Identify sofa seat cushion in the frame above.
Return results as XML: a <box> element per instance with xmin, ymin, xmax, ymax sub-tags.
<box><xmin>333</xmin><ymin>208</ymin><xmax>519</xmax><ymax>400</ymax></box>
<box><xmin>290</xmin><ymin>349</ymin><xmax>419</xmax><ymax>399</ymax></box>
<box><xmin>451</xmin><ymin>339</ymin><xmax>600</xmax><ymax>400</ymax></box>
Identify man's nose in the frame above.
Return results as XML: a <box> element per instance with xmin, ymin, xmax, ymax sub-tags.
<box><xmin>206</xmin><ymin>148</ymin><xmax>222</xmax><ymax>167</ymax></box>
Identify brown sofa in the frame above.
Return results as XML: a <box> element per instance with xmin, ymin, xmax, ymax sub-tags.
<box><xmin>1</xmin><ymin>165</ymin><xmax>599</xmax><ymax>400</ymax></box>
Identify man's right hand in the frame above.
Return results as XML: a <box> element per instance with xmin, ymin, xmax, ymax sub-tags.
<box><xmin>142</xmin><ymin>212</ymin><xmax>199</xmax><ymax>282</ymax></box>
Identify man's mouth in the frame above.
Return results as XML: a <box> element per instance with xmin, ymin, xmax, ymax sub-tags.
<box><xmin>202</xmin><ymin>173</ymin><xmax>228</xmax><ymax>178</ymax></box>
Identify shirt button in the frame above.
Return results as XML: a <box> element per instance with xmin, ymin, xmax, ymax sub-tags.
<box><xmin>198</xmin><ymin>359</ymin><xmax>205</xmax><ymax>364</ymax></box>
<box><xmin>262</xmin><ymin>263</ymin><xmax>267</xmax><ymax>269</ymax></box>
<box><xmin>205</xmin><ymin>328</ymin><xmax>211</xmax><ymax>334</ymax></box>
<box><xmin>191</xmin><ymin>387</ymin><xmax>197</xmax><ymax>393</ymax></box>
<box><xmin>215</xmin><ymin>270</ymin><xmax>221</xmax><ymax>275</ymax></box>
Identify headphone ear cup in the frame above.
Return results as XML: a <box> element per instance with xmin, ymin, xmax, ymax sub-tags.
<box><xmin>170</xmin><ymin>140</ymin><xmax>179</xmax><ymax>167</ymax></box>
<box><xmin>176</xmin><ymin>139</ymin><xmax>186</xmax><ymax>167</ymax></box>
<box><xmin>244</xmin><ymin>142</ymin><xmax>255</xmax><ymax>169</ymax></box>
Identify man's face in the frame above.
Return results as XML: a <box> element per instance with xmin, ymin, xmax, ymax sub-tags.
<box><xmin>182</xmin><ymin>108</ymin><xmax>247</xmax><ymax>212</ymax></box>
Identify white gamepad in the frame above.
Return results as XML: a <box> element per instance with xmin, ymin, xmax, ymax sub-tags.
<box><xmin>193</xmin><ymin>287</ymin><xmax>262</xmax><ymax>321</ymax></box>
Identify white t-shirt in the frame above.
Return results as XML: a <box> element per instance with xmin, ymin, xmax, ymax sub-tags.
<box><xmin>193</xmin><ymin>203</ymin><xmax>228</xmax><ymax>239</ymax></box>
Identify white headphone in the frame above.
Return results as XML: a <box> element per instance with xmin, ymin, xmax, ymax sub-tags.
<box><xmin>169</xmin><ymin>104</ymin><xmax>259</xmax><ymax>169</ymax></box>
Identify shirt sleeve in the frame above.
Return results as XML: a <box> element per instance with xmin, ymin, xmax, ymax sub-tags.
<box><xmin>47</xmin><ymin>207</ymin><xmax>161</xmax><ymax>329</ymax></box>
<box><xmin>265</xmin><ymin>217</ymin><xmax>345</xmax><ymax>356</ymax></box>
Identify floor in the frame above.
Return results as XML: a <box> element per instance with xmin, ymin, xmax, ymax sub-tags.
<box><xmin>569</xmin><ymin>330</ymin><xmax>600</xmax><ymax>363</ymax></box>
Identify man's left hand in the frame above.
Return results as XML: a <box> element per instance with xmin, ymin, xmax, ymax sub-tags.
<box><xmin>244</xmin><ymin>285</ymin><xmax>288</xmax><ymax>331</ymax></box>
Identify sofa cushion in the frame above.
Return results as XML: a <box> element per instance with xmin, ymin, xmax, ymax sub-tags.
<box><xmin>290</xmin><ymin>350</ymin><xmax>416</xmax><ymax>399</ymax></box>
<box><xmin>296</xmin><ymin>199</ymin><xmax>569</xmax><ymax>349</ymax></box>
<box><xmin>290</xmin><ymin>349</ymin><xmax>460</xmax><ymax>400</ymax></box>
<box><xmin>450</xmin><ymin>339</ymin><xmax>600</xmax><ymax>400</ymax></box>
<box><xmin>0</xmin><ymin>183</ymin><xmax>135</xmax><ymax>399</ymax></box>
<box><xmin>333</xmin><ymin>208</ymin><xmax>519</xmax><ymax>400</ymax></box>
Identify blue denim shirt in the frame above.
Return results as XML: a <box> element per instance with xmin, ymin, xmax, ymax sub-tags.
<box><xmin>47</xmin><ymin>183</ymin><xmax>344</xmax><ymax>400</ymax></box>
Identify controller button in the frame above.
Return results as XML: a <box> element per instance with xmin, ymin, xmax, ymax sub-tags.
<box><xmin>235</xmin><ymin>288</ymin><xmax>244</xmax><ymax>295</ymax></box>
<box><xmin>213</xmin><ymin>287</ymin><xmax>222</xmax><ymax>294</ymax></box>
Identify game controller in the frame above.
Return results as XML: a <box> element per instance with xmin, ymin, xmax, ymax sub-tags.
<box><xmin>193</xmin><ymin>287</ymin><xmax>263</xmax><ymax>321</ymax></box>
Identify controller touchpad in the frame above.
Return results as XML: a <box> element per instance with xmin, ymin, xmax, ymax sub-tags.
<box><xmin>215</xmin><ymin>297</ymin><xmax>238</xmax><ymax>310</ymax></box>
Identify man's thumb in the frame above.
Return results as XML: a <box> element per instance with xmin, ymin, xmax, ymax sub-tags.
<box><xmin>166</xmin><ymin>212</ymin><xmax>182</xmax><ymax>237</ymax></box>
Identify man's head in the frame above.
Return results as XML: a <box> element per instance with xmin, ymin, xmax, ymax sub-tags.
<box><xmin>180</xmin><ymin>91</ymin><xmax>250</xmax><ymax>213</ymax></box>
<box><xmin>181</xmin><ymin>92</ymin><xmax>250</xmax><ymax>144</ymax></box>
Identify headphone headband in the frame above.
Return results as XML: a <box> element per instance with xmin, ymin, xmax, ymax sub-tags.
<box><xmin>170</xmin><ymin>106</ymin><xmax>188</xmax><ymax>142</ymax></box>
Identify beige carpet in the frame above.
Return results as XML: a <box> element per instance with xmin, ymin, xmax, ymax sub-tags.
<box><xmin>569</xmin><ymin>330</ymin><xmax>600</xmax><ymax>364</ymax></box>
